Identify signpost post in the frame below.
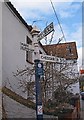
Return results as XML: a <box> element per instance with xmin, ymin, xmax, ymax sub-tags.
<box><xmin>34</xmin><ymin>59</ymin><xmax>44</xmax><ymax>120</ymax></box>
<box><xmin>21</xmin><ymin>22</ymin><xmax>66</xmax><ymax>119</ymax></box>
<box><xmin>31</xmin><ymin>23</ymin><xmax>56</xmax><ymax>120</ymax></box>
<box><xmin>32</xmin><ymin>23</ymin><xmax>54</xmax><ymax>120</ymax></box>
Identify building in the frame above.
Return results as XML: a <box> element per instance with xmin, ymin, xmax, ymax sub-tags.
<box><xmin>43</xmin><ymin>42</ymin><xmax>79</xmax><ymax>97</ymax></box>
<box><xmin>1</xmin><ymin>1</ymin><xmax>46</xmax><ymax>99</ymax></box>
<box><xmin>43</xmin><ymin>42</ymin><xmax>78</xmax><ymax>60</ymax></box>
<box><xmin>0</xmin><ymin>1</ymin><xmax>80</xmax><ymax>119</ymax></box>
<box><xmin>43</xmin><ymin>42</ymin><xmax>78</xmax><ymax>77</ymax></box>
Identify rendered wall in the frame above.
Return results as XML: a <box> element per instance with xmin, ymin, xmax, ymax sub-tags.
<box><xmin>2</xmin><ymin>2</ymin><xmax>33</xmax><ymax>98</ymax></box>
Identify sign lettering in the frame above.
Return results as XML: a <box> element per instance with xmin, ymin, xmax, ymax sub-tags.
<box><xmin>20</xmin><ymin>42</ymin><xmax>34</xmax><ymax>51</ymax></box>
<box><xmin>37</xmin><ymin>22</ymin><xmax>54</xmax><ymax>41</ymax></box>
<box><xmin>39</xmin><ymin>54</ymin><xmax>65</xmax><ymax>63</ymax></box>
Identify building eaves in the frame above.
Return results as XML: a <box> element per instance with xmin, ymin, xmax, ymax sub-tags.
<box><xmin>5</xmin><ymin>1</ymin><xmax>32</xmax><ymax>32</ymax></box>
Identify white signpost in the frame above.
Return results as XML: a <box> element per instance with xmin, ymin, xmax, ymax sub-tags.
<box><xmin>20</xmin><ymin>22</ymin><xmax>66</xmax><ymax>120</ymax></box>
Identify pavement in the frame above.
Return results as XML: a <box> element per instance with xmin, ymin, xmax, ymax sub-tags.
<box><xmin>2</xmin><ymin>92</ymin><xmax>84</xmax><ymax>120</ymax></box>
<box><xmin>0</xmin><ymin>90</ymin><xmax>2</xmax><ymax>120</ymax></box>
<box><xmin>3</xmin><ymin>94</ymin><xmax>58</xmax><ymax>119</ymax></box>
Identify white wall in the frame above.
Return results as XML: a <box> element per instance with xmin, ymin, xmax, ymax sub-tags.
<box><xmin>68</xmin><ymin>82</ymin><xmax>80</xmax><ymax>94</ymax></box>
<box><xmin>2</xmin><ymin>2</ymin><xmax>48</xmax><ymax>99</ymax></box>
<box><xmin>0</xmin><ymin>2</ymin><xmax>2</xmax><ymax>88</ymax></box>
<box><xmin>0</xmin><ymin>2</ymin><xmax>2</xmax><ymax>119</ymax></box>
<box><xmin>2</xmin><ymin>3</ymin><xmax>33</xmax><ymax>98</ymax></box>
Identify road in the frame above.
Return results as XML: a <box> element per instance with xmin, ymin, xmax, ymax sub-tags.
<box><xmin>80</xmin><ymin>98</ymin><xmax>84</xmax><ymax>120</ymax></box>
<box><xmin>0</xmin><ymin>90</ymin><xmax>2</xmax><ymax>120</ymax></box>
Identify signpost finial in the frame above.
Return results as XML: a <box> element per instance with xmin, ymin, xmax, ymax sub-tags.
<box><xmin>31</xmin><ymin>26</ymin><xmax>40</xmax><ymax>36</ymax></box>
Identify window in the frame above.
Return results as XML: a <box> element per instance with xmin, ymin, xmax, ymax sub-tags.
<box><xmin>26</xmin><ymin>50</ymin><xmax>32</xmax><ymax>63</ymax></box>
<box><xmin>66</xmin><ymin>45</ymin><xmax>73</xmax><ymax>56</ymax></box>
<box><xmin>68</xmin><ymin>46</ymin><xmax>72</xmax><ymax>54</ymax></box>
<box><xmin>73</xmin><ymin>60</ymin><xmax>77</xmax><ymax>64</ymax></box>
<box><xmin>39</xmin><ymin>50</ymin><xmax>42</xmax><ymax>54</ymax></box>
<box><xmin>26</xmin><ymin>36</ymin><xmax>33</xmax><ymax>64</ymax></box>
<box><xmin>26</xmin><ymin>36</ymin><xmax>32</xmax><ymax>45</ymax></box>
<box><xmin>67</xmin><ymin>45</ymin><xmax>71</xmax><ymax>53</ymax></box>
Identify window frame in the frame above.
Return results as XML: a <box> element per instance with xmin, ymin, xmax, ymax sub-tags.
<box><xmin>26</xmin><ymin>36</ymin><xmax>33</xmax><ymax>64</ymax></box>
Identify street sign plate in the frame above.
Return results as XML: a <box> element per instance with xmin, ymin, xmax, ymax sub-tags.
<box><xmin>39</xmin><ymin>54</ymin><xmax>65</xmax><ymax>63</ymax></box>
<box><xmin>37</xmin><ymin>22</ymin><xmax>54</xmax><ymax>41</ymax></box>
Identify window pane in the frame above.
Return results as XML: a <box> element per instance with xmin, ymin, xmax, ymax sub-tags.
<box><xmin>26</xmin><ymin>36</ymin><xmax>32</xmax><ymax>45</ymax></box>
<box><xmin>26</xmin><ymin>50</ymin><xmax>32</xmax><ymax>63</ymax></box>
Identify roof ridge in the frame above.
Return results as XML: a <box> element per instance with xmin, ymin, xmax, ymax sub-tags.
<box><xmin>5</xmin><ymin>1</ymin><xmax>32</xmax><ymax>32</ymax></box>
<box><xmin>43</xmin><ymin>42</ymin><xmax>76</xmax><ymax>46</ymax></box>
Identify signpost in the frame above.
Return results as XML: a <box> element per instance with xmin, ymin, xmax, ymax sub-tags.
<box><xmin>32</xmin><ymin>23</ymin><xmax>54</xmax><ymax>120</ymax></box>
<box><xmin>21</xmin><ymin>22</ymin><xmax>65</xmax><ymax>120</ymax></box>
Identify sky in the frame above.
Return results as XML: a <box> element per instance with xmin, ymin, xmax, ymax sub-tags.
<box><xmin>10</xmin><ymin>0</ymin><xmax>83</xmax><ymax>70</ymax></box>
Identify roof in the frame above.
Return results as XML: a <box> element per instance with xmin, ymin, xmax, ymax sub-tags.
<box><xmin>38</xmin><ymin>42</ymin><xmax>48</xmax><ymax>54</ymax></box>
<box><xmin>43</xmin><ymin>42</ymin><xmax>78</xmax><ymax>60</ymax></box>
<box><xmin>5</xmin><ymin>1</ymin><xmax>32</xmax><ymax>32</ymax></box>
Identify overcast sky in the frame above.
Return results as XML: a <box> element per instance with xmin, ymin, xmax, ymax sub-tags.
<box><xmin>10</xmin><ymin>0</ymin><xmax>83</xmax><ymax>69</ymax></box>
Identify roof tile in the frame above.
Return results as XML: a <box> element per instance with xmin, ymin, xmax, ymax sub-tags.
<box><xmin>43</xmin><ymin>42</ymin><xmax>78</xmax><ymax>60</ymax></box>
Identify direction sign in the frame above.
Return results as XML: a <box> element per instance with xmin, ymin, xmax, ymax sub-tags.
<box><xmin>39</xmin><ymin>54</ymin><xmax>65</xmax><ymax>63</ymax></box>
<box><xmin>37</xmin><ymin>22</ymin><xmax>54</xmax><ymax>41</ymax></box>
<box><xmin>20</xmin><ymin>42</ymin><xmax>34</xmax><ymax>51</ymax></box>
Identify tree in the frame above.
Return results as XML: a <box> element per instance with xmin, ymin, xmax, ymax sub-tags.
<box><xmin>13</xmin><ymin>58</ymin><xmax>79</xmax><ymax>104</ymax></box>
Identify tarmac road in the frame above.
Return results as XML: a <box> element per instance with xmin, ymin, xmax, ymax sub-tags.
<box><xmin>80</xmin><ymin>98</ymin><xmax>84</xmax><ymax>120</ymax></box>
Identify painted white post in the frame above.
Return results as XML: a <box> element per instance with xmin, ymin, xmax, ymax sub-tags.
<box><xmin>31</xmin><ymin>26</ymin><xmax>40</xmax><ymax>59</ymax></box>
<box><xmin>31</xmin><ymin>26</ymin><xmax>43</xmax><ymax>120</ymax></box>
